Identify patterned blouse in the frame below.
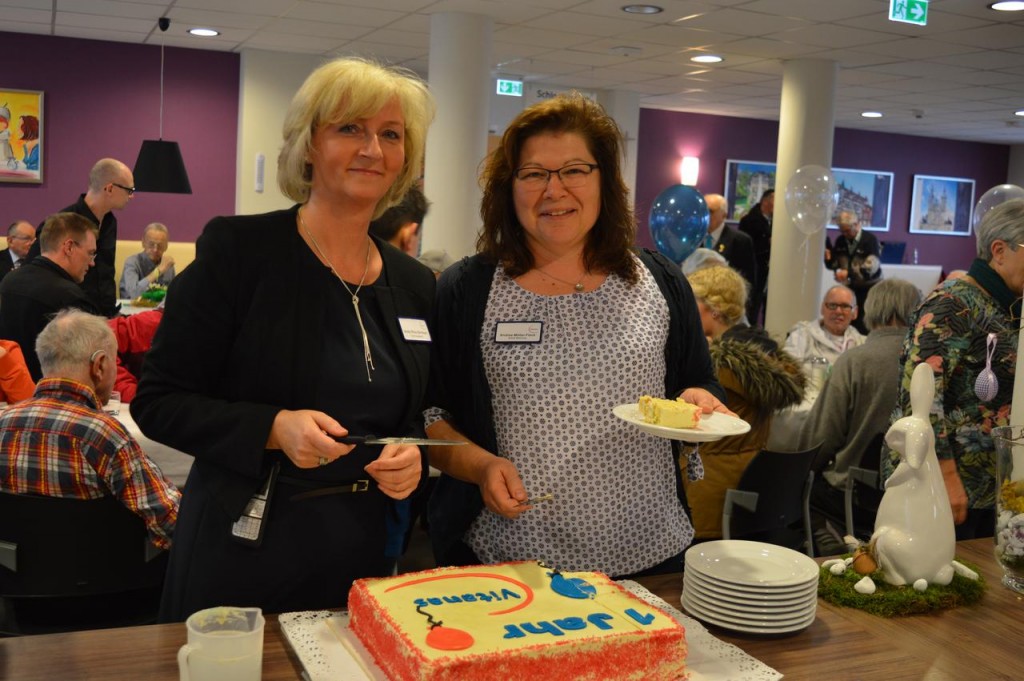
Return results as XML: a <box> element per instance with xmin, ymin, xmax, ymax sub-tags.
<box><xmin>883</xmin><ymin>278</ymin><xmax>1017</xmax><ymax>510</ymax></box>
<box><xmin>460</xmin><ymin>262</ymin><xmax>694</xmax><ymax>576</ymax></box>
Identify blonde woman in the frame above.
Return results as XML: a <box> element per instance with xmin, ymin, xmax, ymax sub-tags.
<box><xmin>684</xmin><ymin>265</ymin><xmax>805</xmax><ymax>539</ymax></box>
<box><xmin>133</xmin><ymin>58</ymin><xmax>436</xmax><ymax>621</ymax></box>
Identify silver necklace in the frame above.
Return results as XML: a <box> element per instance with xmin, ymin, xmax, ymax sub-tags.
<box><xmin>537</xmin><ymin>267</ymin><xmax>587</xmax><ymax>293</ymax></box>
<box><xmin>299</xmin><ymin>211</ymin><xmax>375</xmax><ymax>382</ymax></box>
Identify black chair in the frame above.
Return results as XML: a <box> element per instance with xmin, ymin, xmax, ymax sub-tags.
<box><xmin>721</xmin><ymin>445</ymin><xmax>820</xmax><ymax>557</ymax></box>
<box><xmin>0</xmin><ymin>491</ymin><xmax>168</xmax><ymax>635</ymax></box>
<box><xmin>844</xmin><ymin>432</ymin><xmax>886</xmax><ymax>540</ymax></box>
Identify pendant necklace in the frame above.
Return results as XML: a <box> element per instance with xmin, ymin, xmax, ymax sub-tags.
<box><xmin>537</xmin><ymin>267</ymin><xmax>587</xmax><ymax>293</ymax></box>
<box><xmin>299</xmin><ymin>211</ymin><xmax>376</xmax><ymax>382</ymax></box>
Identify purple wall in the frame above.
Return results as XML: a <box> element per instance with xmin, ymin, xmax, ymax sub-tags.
<box><xmin>636</xmin><ymin>109</ymin><xmax>1010</xmax><ymax>275</ymax></box>
<box><xmin>0</xmin><ymin>32</ymin><xmax>238</xmax><ymax>242</ymax></box>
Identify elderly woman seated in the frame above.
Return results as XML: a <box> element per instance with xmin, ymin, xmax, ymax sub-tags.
<box><xmin>683</xmin><ymin>265</ymin><xmax>805</xmax><ymax>540</ymax></box>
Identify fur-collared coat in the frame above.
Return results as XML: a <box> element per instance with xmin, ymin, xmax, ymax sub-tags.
<box><xmin>683</xmin><ymin>327</ymin><xmax>806</xmax><ymax>539</ymax></box>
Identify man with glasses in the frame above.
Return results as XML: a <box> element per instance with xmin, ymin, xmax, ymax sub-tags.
<box><xmin>0</xmin><ymin>212</ymin><xmax>100</xmax><ymax>379</ymax></box>
<box><xmin>0</xmin><ymin>220</ymin><xmax>35</xmax><ymax>281</ymax></box>
<box><xmin>783</xmin><ymin>285</ymin><xmax>865</xmax><ymax>366</ymax></box>
<box><xmin>119</xmin><ymin>222</ymin><xmax>175</xmax><ymax>299</ymax></box>
<box><xmin>25</xmin><ymin>158</ymin><xmax>134</xmax><ymax>317</ymax></box>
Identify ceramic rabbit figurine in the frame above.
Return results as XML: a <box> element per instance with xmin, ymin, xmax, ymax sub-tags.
<box><xmin>871</xmin><ymin>363</ymin><xmax>956</xmax><ymax>587</ymax></box>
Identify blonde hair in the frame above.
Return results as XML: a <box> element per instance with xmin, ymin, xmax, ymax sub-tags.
<box><xmin>687</xmin><ymin>265</ymin><xmax>748</xmax><ymax>327</ymax></box>
<box><xmin>277</xmin><ymin>57</ymin><xmax>435</xmax><ymax>219</ymax></box>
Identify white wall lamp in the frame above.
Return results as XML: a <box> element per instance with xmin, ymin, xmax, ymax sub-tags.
<box><xmin>680</xmin><ymin>156</ymin><xmax>700</xmax><ymax>186</ymax></box>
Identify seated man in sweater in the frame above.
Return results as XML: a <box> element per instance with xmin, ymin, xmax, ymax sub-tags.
<box><xmin>0</xmin><ymin>308</ymin><xmax>179</xmax><ymax>550</ymax></box>
<box><xmin>783</xmin><ymin>284</ymin><xmax>865</xmax><ymax>366</ymax></box>
<box><xmin>798</xmin><ymin>278</ymin><xmax>920</xmax><ymax>550</ymax></box>
<box><xmin>119</xmin><ymin>222</ymin><xmax>175</xmax><ymax>299</ymax></box>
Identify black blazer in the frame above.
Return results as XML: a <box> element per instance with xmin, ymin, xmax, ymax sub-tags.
<box><xmin>131</xmin><ymin>206</ymin><xmax>436</xmax><ymax>519</ymax></box>
<box><xmin>714</xmin><ymin>225</ymin><xmax>758</xmax><ymax>293</ymax></box>
<box><xmin>0</xmin><ymin>249</ymin><xmax>15</xmax><ymax>281</ymax></box>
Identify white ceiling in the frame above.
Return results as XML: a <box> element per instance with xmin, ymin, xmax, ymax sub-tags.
<box><xmin>4</xmin><ymin>0</ymin><xmax>1024</xmax><ymax>144</ymax></box>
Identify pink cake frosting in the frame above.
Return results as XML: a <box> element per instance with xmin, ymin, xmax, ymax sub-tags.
<box><xmin>348</xmin><ymin>561</ymin><xmax>687</xmax><ymax>681</ymax></box>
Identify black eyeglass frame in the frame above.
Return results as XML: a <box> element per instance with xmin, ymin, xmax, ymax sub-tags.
<box><xmin>111</xmin><ymin>182</ymin><xmax>136</xmax><ymax>196</ymax></box>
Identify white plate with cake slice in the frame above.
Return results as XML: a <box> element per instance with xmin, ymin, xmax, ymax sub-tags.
<box><xmin>613</xmin><ymin>404</ymin><xmax>750</xmax><ymax>442</ymax></box>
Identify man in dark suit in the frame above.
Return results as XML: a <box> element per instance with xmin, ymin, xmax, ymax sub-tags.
<box><xmin>738</xmin><ymin>189</ymin><xmax>774</xmax><ymax>324</ymax></box>
<box><xmin>827</xmin><ymin>210</ymin><xmax>881</xmax><ymax>335</ymax></box>
<box><xmin>0</xmin><ymin>220</ymin><xmax>36</xmax><ymax>282</ymax></box>
<box><xmin>703</xmin><ymin>193</ymin><xmax>757</xmax><ymax>299</ymax></box>
<box><xmin>0</xmin><ymin>212</ymin><xmax>100</xmax><ymax>379</ymax></box>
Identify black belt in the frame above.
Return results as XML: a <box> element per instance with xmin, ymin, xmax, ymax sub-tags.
<box><xmin>278</xmin><ymin>475</ymin><xmax>372</xmax><ymax>502</ymax></box>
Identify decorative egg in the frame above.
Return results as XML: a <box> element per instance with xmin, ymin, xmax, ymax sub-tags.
<box><xmin>913</xmin><ymin>579</ymin><xmax>928</xmax><ymax>592</ymax></box>
<box><xmin>854</xmin><ymin>576</ymin><xmax>876</xmax><ymax>594</ymax></box>
<box><xmin>852</xmin><ymin>549</ymin><xmax>877</xmax><ymax>575</ymax></box>
<box><xmin>974</xmin><ymin>368</ymin><xmax>998</xmax><ymax>402</ymax></box>
<box><xmin>829</xmin><ymin>561</ymin><xmax>846</xmax><ymax>575</ymax></box>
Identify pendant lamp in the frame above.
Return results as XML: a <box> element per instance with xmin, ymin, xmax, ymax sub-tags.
<box><xmin>132</xmin><ymin>17</ymin><xmax>192</xmax><ymax>194</ymax></box>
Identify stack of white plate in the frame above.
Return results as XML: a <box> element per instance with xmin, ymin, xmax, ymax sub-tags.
<box><xmin>682</xmin><ymin>540</ymin><xmax>819</xmax><ymax>634</ymax></box>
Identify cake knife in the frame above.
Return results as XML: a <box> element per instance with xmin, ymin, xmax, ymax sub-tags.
<box><xmin>334</xmin><ymin>435</ymin><xmax>467</xmax><ymax>446</ymax></box>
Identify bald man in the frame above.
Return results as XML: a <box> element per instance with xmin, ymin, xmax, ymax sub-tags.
<box><xmin>703</xmin><ymin>193</ymin><xmax>757</xmax><ymax>318</ymax></box>
<box><xmin>0</xmin><ymin>220</ymin><xmax>35</xmax><ymax>281</ymax></box>
<box><xmin>27</xmin><ymin>158</ymin><xmax>135</xmax><ymax>317</ymax></box>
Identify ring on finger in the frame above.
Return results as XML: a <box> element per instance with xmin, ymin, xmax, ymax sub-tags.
<box><xmin>318</xmin><ymin>456</ymin><xmax>329</xmax><ymax>467</ymax></box>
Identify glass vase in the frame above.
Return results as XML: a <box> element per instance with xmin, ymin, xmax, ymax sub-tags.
<box><xmin>993</xmin><ymin>426</ymin><xmax>1024</xmax><ymax>594</ymax></box>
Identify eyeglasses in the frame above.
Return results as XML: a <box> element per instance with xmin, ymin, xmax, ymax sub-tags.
<box><xmin>112</xmin><ymin>182</ymin><xmax>136</xmax><ymax>196</ymax></box>
<box><xmin>72</xmin><ymin>240</ymin><xmax>98</xmax><ymax>261</ymax></box>
<box><xmin>514</xmin><ymin>163</ymin><xmax>599</xmax><ymax>189</ymax></box>
<box><xmin>824</xmin><ymin>302</ymin><xmax>855</xmax><ymax>312</ymax></box>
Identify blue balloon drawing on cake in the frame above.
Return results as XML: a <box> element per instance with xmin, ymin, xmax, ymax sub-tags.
<box><xmin>548</xmin><ymin>572</ymin><xmax>596</xmax><ymax>599</ymax></box>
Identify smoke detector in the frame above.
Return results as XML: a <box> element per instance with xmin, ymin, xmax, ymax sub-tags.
<box><xmin>608</xmin><ymin>45</ymin><xmax>642</xmax><ymax>57</ymax></box>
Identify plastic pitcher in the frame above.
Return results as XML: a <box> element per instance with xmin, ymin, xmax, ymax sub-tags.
<box><xmin>178</xmin><ymin>606</ymin><xmax>264</xmax><ymax>681</ymax></box>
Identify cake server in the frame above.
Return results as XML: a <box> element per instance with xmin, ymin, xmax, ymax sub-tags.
<box><xmin>334</xmin><ymin>435</ymin><xmax>467</xmax><ymax>446</ymax></box>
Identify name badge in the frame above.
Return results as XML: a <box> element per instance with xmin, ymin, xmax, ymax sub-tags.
<box><xmin>494</xmin><ymin>321</ymin><xmax>543</xmax><ymax>344</ymax></box>
<box><xmin>398</xmin><ymin>317</ymin><xmax>431</xmax><ymax>343</ymax></box>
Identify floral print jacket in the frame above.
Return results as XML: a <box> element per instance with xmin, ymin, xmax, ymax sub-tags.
<box><xmin>883</xmin><ymin>278</ymin><xmax>1017</xmax><ymax>510</ymax></box>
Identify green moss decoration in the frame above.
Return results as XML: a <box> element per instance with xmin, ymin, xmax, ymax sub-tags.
<box><xmin>817</xmin><ymin>556</ymin><xmax>986</xmax><ymax>617</ymax></box>
<box><xmin>140</xmin><ymin>285</ymin><xmax>168</xmax><ymax>303</ymax></box>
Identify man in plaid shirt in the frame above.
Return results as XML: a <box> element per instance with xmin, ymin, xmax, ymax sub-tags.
<box><xmin>0</xmin><ymin>309</ymin><xmax>179</xmax><ymax>549</ymax></box>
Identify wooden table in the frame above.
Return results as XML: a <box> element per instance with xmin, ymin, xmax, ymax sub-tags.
<box><xmin>1</xmin><ymin>539</ymin><xmax>1018</xmax><ymax>680</ymax></box>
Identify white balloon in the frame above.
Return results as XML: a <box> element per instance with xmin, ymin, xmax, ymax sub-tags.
<box><xmin>974</xmin><ymin>184</ymin><xmax>1024</xmax><ymax>230</ymax></box>
<box><xmin>785</xmin><ymin>165</ymin><xmax>839</xmax><ymax>235</ymax></box>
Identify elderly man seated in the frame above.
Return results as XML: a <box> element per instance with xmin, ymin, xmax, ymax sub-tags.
<box><xmin>119</xmin><ymin>222</ymin><xmax>175</xmax><ymax>299</ymax></box>
<box><xmin>783</xmin><ymin>284</ymin><xmax>865</xmax><ymax>366</ymax></box>
<box><xmin>797</xmin><ymin>279</ymin><xmax>921</xmax><ymax>552</ymax></box>
<box><xmin>0</xmin><ymin>308</ymin><xmax>179</xmax><ymax>549</ymax></box>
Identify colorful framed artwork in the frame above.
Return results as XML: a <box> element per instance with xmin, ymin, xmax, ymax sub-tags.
<box><xmin>909</xmin><ymin>174</ymin><xmax>975</xmax><ymax>236</ymax></box>
<box><xmin>827</xmin><ymin>168</ymin><xmax>893</xmax><ymax>232</ymax></box>
<box><xmin>0</xmin><ymin>88</ymin><xmax>43</xmax><ymax>184</ymax></box>
<box><xmin>724</xmin><ymin>159</ymin><xmax>776</xmax><ymax>221</ymax></box>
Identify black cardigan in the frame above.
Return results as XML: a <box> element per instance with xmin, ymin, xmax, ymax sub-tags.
<box><xmin>426</xmin><ymin>248</ymin><xmax>724</xmax><ymax>565</ymax></box>
<box><xmin>131</xmin><ymin>206</ymin><xmax>436</xmax><ymax>520</ymax></box>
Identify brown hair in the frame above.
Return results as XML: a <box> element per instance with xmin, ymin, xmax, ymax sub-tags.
<box><xmin>38</xmin><ymin>212</ymin><xmax>98</xmax><ymax>253</ymax></box>
<box><xmin>477</xmin><ymin>92</ymin><xmax>638</xmax><ymax>283</ymax></box>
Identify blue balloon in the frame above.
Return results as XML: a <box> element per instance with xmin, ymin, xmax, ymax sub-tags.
<box><xmin>648</xmin><ymin>185</ymin><xmax>709</xmax><ymax>264</ymax></box>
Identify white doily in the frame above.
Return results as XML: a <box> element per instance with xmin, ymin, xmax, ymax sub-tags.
<box><xmin>280</xmin><ymin>581</ymin><xmax>782</xmax><ymax>681</ymax></box>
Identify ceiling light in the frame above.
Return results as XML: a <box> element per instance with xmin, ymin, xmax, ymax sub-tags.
<box><xmin>1016</xmin><ymin>110</ymin><xmax>1024</xmax><ymax>117</ymax></box>
<box><xmin>861</xmin><ymin>111</ymin><xmax>883</xmax><ymax>118</ymax></box>
<box><xmin>622</xmin><ymin>5</ymin><xmax>663</xmax><ymax>14</ymax></box>
<box><xmin>690</xmin><ymin>55</ymin><xmax>723</xmax><ymax>64</ymax></box>
<box><xmin>989</xmin><ymin>1</ymin><xmax>1024</xmax><ymax>10</ymax></box>
<box><xmin>189</xmin><ymin>28</ymin><xmax>220</xmax><ymax>37</ymax></box>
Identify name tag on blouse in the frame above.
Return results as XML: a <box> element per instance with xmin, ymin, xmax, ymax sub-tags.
<box><xmin>398</xmin><ymin>317</ymin><xmax>431</xmax><ymax>342</ymax></box>
<box><xmin>494</xmin><ymin>321</ymin><xmax>544</xmax><ymax>343</ymax></box>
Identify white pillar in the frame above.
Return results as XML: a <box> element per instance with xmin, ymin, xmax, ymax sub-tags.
<box><xmin>596</xmin><ymin>90</ymin><xmax>640</xmax><ymax>204</ymax></box>
<box><xmin>765</xmin><ymin>59</ymin><xmax>839</xmax><ymax>339</ymax></box>
<box><xmin>421</xmin><ymin>12</ymin><xmax>493</xmax><ymax>260</ymax></box>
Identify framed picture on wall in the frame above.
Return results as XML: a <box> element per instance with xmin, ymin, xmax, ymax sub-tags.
<box><xmin>909</xmin><ymin>174</ymin><xmax>975</xmax><ymax>236</ymax></box>
<box><xmin>724</xmin><ymin>159</ymin><xmax>776</xmax><ymax>221</ymax></box>
<box><xmin>0</xmin><ymin>88</ymin><xmax>43</xmax><ymax>184</ymax></box>
<box><xmin>827</xmin><ymin>168</ymin><xmax>893</xmax><ymax>232</ymax></box>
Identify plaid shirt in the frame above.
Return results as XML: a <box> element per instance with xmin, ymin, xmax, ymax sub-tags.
<box><xmin>0</xmin><ymin>377</ymin><xmax>180</xmax><ymax>549</ymax></box>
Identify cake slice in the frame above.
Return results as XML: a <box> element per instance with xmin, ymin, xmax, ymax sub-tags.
<box><xmin>638</xmin><ymin>396</ymin><xmax>701</xmax><ymax>429</ymax></box>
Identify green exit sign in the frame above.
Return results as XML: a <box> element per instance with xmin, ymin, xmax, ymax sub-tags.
<box><xmin>889</xmin><ymin>0</ymin><xmax>928</xmax><ymax>25</ymax></box>
<box><xmin>496</xmin><ymin>79</ymin><xmax>523</xmax><ymax>97</ymax></box>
